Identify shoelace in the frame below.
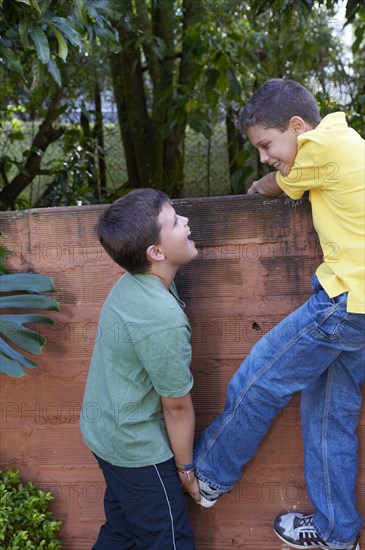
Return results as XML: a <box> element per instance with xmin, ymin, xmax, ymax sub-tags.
<box><xmin>297</xmin><ymin>515</ymin><xmax>314</xmax><ymax>528</ymax></box>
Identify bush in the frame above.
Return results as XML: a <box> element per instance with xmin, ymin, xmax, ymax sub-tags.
<box><xmin>0</xmin><ymin>470</ymin><xmax>62</xmax><ymax>549</ymax></box>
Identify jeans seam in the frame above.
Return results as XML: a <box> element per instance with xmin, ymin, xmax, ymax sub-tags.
<box><xmin>321</xmin><ymin>368</ymin><xmax>335</xmax><ymax>540</ymax></box>
<box><xmin>346</xmin><ymin>317</ymin><xmax>365</xmax><ymax>333</ymax></box>
<box><xmin>315</xmin><ymin>303</ymin><xmax>348</xmax><ymax>341</ymax></box>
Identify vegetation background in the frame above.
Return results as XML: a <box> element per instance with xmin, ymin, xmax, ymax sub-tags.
<box><xmin>0</xmin><ymin>0</ymin><xmax>364</xmax><ymax>210</ymax></box>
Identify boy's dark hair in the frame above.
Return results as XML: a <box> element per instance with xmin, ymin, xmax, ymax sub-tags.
<box><xmin>239</xmin><ymin>78</ymin><xmax>321</xmax><ymax>133</ymax></box>
<box><xmin>96</xmin><ymin>188</ymin><xmax>171</xmax><ymax>274</ymax></box>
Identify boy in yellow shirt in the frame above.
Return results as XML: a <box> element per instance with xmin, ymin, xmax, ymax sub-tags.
<box><xmin>194</xmin><ymin>79</ymin><xmax>364</xmax><ymax>550</ymax></box>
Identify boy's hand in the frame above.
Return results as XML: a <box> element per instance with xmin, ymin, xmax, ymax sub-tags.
<box><xmin>178</xmin><ymin>470</ymin><xmax>201</xmax><ymax>503</ymax></box>
<box><xmin>247</xmin><ymin>181</ymin><xmax>259</xmax><ymax>194</ymax></box>
<box><xmin>247</xmin><ymin>172</ymin><xmax>283</xmax><ymax>196</ymax></box>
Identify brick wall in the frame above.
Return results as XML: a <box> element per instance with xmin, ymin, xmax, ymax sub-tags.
<box><xmin>0</xmin><ymin>195</ymin><xmax>363</xmax><ymax>549</ymax></box>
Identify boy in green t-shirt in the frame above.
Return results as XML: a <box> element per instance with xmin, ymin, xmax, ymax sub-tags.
<box><xmin>80</xmin><ymin>188</ymin><xmax>200</xmax><ymax>549</ymax></box>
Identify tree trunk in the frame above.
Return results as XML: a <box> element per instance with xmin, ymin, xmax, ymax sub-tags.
<box><xmin>80</xmin><ymin>104</ymin><xmax>98</xmax><ymax>197</ymax></box>
<box><xmin>163</xmin><ymin>0</ymin><xmax>203</xmax><ymax>198</ymax></box>
<box><xmin>226</xmin><ymin>105</ymin><xmax>244</xmax><ymax>175</ymax></box>
<box><xmin>93</xmin><ymin>76</ymin><xmax>107</xmax><ymax>196</ymax></box>
<box><xmin>110</xmin><ymin>0</ymin><xmax>203</xmax><ymax>199</ymax></box>
<box><xmin>164</xmin><ymin>125</ymin><xmax>185</xmax><ymax>197</ymax></box>
<box><xmin>117</xmin><ymin>2</ymin><xmax>162</xmax><ymax>188</ymax></box>
<box><xmin>0</xmin><ymin>91</ymin><xmax>64</xmax><ymax>210</ymax></box>
<box><xmin>110</xmin><ymin>52</ymin><xmax>140</xmax><ymax>187</ymax></box>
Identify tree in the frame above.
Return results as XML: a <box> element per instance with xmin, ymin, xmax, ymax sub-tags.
<box><xmin>109</xmin><ymin>0</ymin><xmax>204</xmax><ymax>198</ymax></box>
<box><xmin>0</xmin><ymin>0</ymin><xmax>118</xmax><ymax>210</ymax></box>
<box><xmin>108</xmin><ymin>0</ymin><xmax>364</xmax><ymax>198</ymax></box>
<box><xmin>171</xmin><ymin>1</ymin><xmax>361</xmax><ymax>192</ymax></box>
<box><xmin>1</xmin><ymin>0</ymin><xmax>363</xmax><ymax>206</ymax></box>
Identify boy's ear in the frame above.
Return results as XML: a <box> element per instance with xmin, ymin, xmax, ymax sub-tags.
<box><xmin>146</xmin><ymin>244</ymin><xmax>165</xmax><ymax>262</ymax></box>
<box><xmin>288</xmin><ymin>116</ymin><xmax>308</xmax><ymax>135</ymax></box>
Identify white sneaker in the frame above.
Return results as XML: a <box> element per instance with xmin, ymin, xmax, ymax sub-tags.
<box><xmin>196</xmin><ymin>479</ymin><xmax>223</xmax><ymax>508</ymax></box>
<box><xmin>273</xmin><ymin>512</ymin><xmax>360</xmax><ymax>550</ymax></box>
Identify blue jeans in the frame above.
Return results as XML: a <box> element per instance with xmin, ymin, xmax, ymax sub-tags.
<box><xmin>194</xmin><ymin>275</ymin><xmax>365</xmax><ymax>547</ymax></box>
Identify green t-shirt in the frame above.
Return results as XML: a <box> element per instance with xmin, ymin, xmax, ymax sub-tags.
<box><xmin>80</xmin><ymin>273</ymin><xmax>193</xmax><ymax>467</ymax></box>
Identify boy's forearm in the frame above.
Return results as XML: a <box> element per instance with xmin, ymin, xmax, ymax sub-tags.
<box><xmin>247</xmin><ymin>172</ymin><xmax>283</xmax><ymax>196</ymax></box>
<box><xmin>162</xmin><ymin>393</ymin><xmax>201</xmax><ymax>503</ymax></box>
<box><xmin>162</xmin><ymin>394</ymin><xmax>195</xmax><ymax>465</ymax></box>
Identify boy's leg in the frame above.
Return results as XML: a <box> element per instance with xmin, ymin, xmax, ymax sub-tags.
<box><xmin>300</xmin><ymin>344</ymin><xmax>365</xmax><ymax>545</ymax></box>
<box><xmin>93</xmin><ymin>485</ymin><xmax>136</xmax><ymax>550</ymax></box>
<box><xmin>94</xmin><ymin>455</ymin><xmax>195</xmax><ymax>550</ymax></box>
<box><xmin>194</xmin><ymin>278</ymin><xmax>363</xmax><ymax>494</ymax></box>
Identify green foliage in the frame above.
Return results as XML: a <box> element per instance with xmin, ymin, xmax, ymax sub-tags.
<box><xmin>250</xmin><ymin>0</ymin><xmax>364</xmax><ymax>49</ymax></box>
<box><xmin>185</xmin><ymin>1</ymin><xmax>362</xmax><ymax>191</ymax></box>
<box><xmin>0</xmin><ymin>0</ymin><xmax>363</xmax><ymax>205</ymax></box>
<box><xmin>0</xmin><ymin>241</ymin><xmax>11</xmax><ymax>275</ymax></box>
<box><xmin>0</xmin><ymin>470</ymin><xmax>62</xmax><ymax>549</ymax></box>
<box><xmin>0</xmin><ymin>0</ymin><xmax>119</xmax><ymax>91</ymax></box>
<box><xmin>0</xmin><ymin>235</ymin><xmax>59</xmax><ymax>377</ymax></box>
<box><xmin>35</xmin><ymin>125</ymin><xmax>102</xmax><ymax>206</ymax></box>
<box><xmin>230</xmin><ymin>147</ymin><xmax>255</xmax><ymax>195</ymax></box>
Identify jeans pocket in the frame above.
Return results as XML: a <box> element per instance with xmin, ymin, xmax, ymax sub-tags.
<box><xmin>314</xmin><ymin>305</ymin><xmax>348</xmax><ymax>341</ymax></box>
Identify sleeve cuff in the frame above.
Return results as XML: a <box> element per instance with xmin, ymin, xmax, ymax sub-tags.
<box><xmin>276</xmin><ymin>173</ymin><xmax>305</xmax><ymax>200</ymax></box>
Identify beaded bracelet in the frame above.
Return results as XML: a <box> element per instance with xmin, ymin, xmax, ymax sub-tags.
<box><xmin>175</xmin><ymin>462</ymin><xmax>194</xmax><ymax>480</ymax></box>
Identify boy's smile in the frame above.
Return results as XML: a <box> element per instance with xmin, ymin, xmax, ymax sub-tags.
<box><xmin>247</xmin><ymin>125</ymin><xmax>299</xmax><ymax>177</ymax></box>
<box><xmin>247</xmin><ymin>117</ymin><xmax>311</xmax><ymax>178</ymax></box>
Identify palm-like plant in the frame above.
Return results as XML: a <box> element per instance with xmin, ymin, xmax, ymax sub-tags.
<box><xmin>0</xmin><ymin>240</ymin><xmax>59</xmax><ymax>377</ymax></box>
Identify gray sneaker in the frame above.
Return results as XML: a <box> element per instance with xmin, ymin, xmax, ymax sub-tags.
<box><xmin>273</xmin><ymin>512</ymin><xmax>360</xmax><ymax>550</ymax></box>
<box><xmin>196</xmin><ymin>479</ymin><xmax>223</xmax><ymax>508</ymax></box>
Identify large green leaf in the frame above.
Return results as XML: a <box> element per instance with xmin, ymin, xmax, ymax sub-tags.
<box><xmin>1</xmin><ymin>314</ymin><xmax>55</xmax><ymax>354</ymax></box>
<box><xmin>29</xmin><ymin>26</ymin><xmax>50</xmax><ymax>64</ymax></box>
<box><xmin>48</xmin><ymin>57</ymin><xmax>62</xmax><ymax>87</ymax></box>
<box><xmin>0</xmin><ymin>354</ymin><xmax>26</xmax><ymax>378</ymax></box>
<box><xmin>18</xmin><ymin>20</ymin><xmax>30</xmax><ymax>50</ymax></box>
<box><xmin>46</xmin><ymin>23</ymin><xmax>69</xmax><ymax>61</ymax></box>
<box><xmin>0</xmin><ymin>339</ymin><xmax>37</xmax><ymax>369</ymax></box>
<box><xmin>29</xmin><ymin>57</ymin><xmax>45</xmax><ymax>92</ymax></box>
<box><xmin>0</xmin><ymin>294</ymin><xmax>59</xmax><ymax>310</ymax></box>
<box><xmin>74</xmin><ymin>0</ymin><xmax>88</xmax><ymax>27</ymax></box>
<box><xmin>0</xmin><ymin>273</ymin><xmax>56</xmax><ymax>293</ymax></box>
<box><xmin>48</xmin><ymin>17</ymin><xmax>83</xmax><ymax>48</ymax></box>
<box><xmin>0</xmin><ymin>272</ymin><xmax>58</xmax><ymax>377</ymax></box>
<box><xmin>0</xmin><ymin>43</ymin><xmax>24</xmax><ymax>75</ymax></box>
<box><xmin>30</xmin><ymin>0</ymin><xmax>41</xmax><ymax>12</ymax></box>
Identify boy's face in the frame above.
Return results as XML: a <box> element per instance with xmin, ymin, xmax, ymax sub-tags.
<box><xmin>157</xmin><ymin>202</ymin><xmax>198</xmax><ymax>266</ymax></box>
<box><xmin>247</xmin><ymin>123</ymin><xmax>299</xmax><ymax>177</ymax></box>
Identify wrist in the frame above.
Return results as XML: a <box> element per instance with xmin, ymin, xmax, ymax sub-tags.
<box><xmin>175</xmin><ymin>461</ymin><xmax>194</xmax><ymax>472</ymax></box>
<box><xmin>177</xmin><ymin>468</ymin><xmax>195</xmax><ymax>481</ymax></box>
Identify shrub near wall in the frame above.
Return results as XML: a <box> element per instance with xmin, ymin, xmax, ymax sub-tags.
<box><xmin>0</xmin><ymin>470</ymin><xmax>62</xmax><ymax>549</ymax></box>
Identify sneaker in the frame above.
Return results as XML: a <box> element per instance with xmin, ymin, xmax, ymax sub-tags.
<box><xmin>273</xmin><ymin>512</ymin><xmax>360</xmax><ymax>550</ymax></box>
<box><xmin>196</xmin><ymin>479</ymin><xmax>223</xmax><ymax>508</ymax></box>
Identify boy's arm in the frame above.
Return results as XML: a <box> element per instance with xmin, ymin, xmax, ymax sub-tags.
<box><xmin>247</xmin><ymin>172</ymin><xmax>283</xmax><ymax>196</ymax></box>
<box><xmin>161</xmin><ymin>393</ymin><xmax>201</xmax><ymax>503</ymax></box>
